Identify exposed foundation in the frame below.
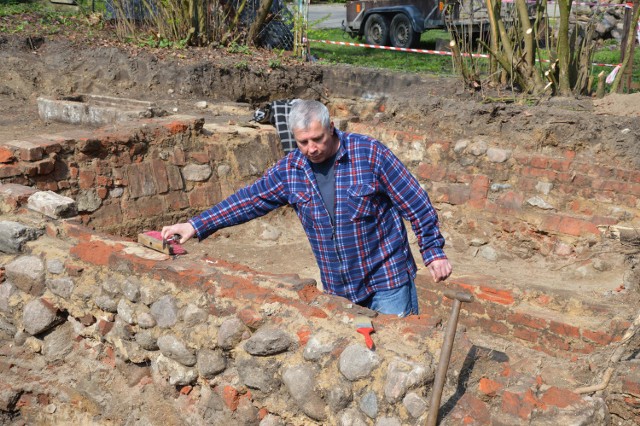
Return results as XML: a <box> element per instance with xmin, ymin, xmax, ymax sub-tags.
<box><xmin>1</xmin><ymin>59</ymin><xmax>640</xmax><ymax>423</ymax></box>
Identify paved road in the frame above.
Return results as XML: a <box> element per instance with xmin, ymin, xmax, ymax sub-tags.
<box><xmin>307</xmin><ymin>3</ymin><xmax>346</xmax><ymax>29</ymax></box>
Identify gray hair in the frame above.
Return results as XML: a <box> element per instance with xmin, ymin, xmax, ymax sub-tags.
<box><xmin>287</xmin><ymin>100</ymin><xmax>331</xmax><ymax>132</ymax></box>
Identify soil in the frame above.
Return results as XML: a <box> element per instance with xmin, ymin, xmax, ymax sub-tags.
<box><xmin>1</xmin><ymin>11</ymin><xmax>640</xmax><ymax>424</ymax></box>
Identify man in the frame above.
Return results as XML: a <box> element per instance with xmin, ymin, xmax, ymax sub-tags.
<box><xmin>162</xmin><ymin>100</ymin><xmax>452</xmax><ymax>316</ymax></box>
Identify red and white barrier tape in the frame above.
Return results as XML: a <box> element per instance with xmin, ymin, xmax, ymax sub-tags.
<box><xmin>502</xmin><ymin>0</ymin><xmax>631</xmax><ymax>6</ymax></box>
<box><xmin>306</xmin><ymin>38</ymin><xmax>620</xmax><ymax>68</ymax></box>
<box><xmin>305</xmin><ymin>38</ymin><xmax>489</xmax><ymax>58</ymax></box>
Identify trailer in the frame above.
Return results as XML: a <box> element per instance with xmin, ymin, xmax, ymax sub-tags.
<box><xmin>343</xmin><ymin>0</ymin><xmax>528</xmax><ymax>49</ymax></box>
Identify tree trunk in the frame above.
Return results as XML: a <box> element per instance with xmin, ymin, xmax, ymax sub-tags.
<box><xmin>248</xmin><ymin>0</ymin><xmax>274</xmax><ymax>46</ymax></box>
<box><xmin>611</xmin><ymin>1</ymin><xmax>640</xmax><ymax>93</ymax></box>
<box><xmin>556</xmin><ymin>0</ymin><xmax>572</xmax><ymax>96</ymax></box>
<box><xmin>486</xmin><ymin>0</ymin><xmax>501</xmax><ymax>82</ymax></box>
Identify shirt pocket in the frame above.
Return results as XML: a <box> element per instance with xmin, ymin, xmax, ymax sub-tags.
<box><xmin>288</xmin><ymin>192</ymin><xmax>314</xmax><ymax>228</ymax></box>
<box><xmin>347</xmin><ymin>183</ymin><xmax>379</xmax><ymax>220</ymax></box>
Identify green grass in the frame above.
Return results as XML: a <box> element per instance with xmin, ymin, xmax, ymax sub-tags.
<box><xmin>307</xmin><ymin>28</ymin><xmax>457</xmax><ymax>75</ymax></box>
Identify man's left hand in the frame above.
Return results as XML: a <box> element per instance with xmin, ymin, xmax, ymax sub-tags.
<box><xmin>427</xmin><ymin>259</ymin><xmax>452</xmax><ymax>282</ymax></box>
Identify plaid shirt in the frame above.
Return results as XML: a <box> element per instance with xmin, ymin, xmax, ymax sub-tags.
<box><xmin>189</xmin><ymin>129</ymin><xmax>447</xmax><ymax>303</ymax></box>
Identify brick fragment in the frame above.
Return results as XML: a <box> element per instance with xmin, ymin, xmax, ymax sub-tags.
<box><xmin>0</xmin><ymin>146</ymin><xmax>15</xmax><ymax>163</ymax></box>
<box><xmin>539</xmin><ymin>386</ymin><xmax>581</xmax><ymax>408</ymax></box>
<box><xmin>478</xmin><ymin>377</ymin><xmax>503</xmax><ymax>398</ymax></box>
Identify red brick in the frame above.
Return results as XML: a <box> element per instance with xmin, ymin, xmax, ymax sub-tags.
<box><xmin>496</xmin><ymin>191</ymin><xmax>524</xmax><ymax>210</ymax></box>
<box><xmin>35</xmin><ymin>181</ymin><xmax>58</xmax><ymax>191</ymax></box>
<box><xmin>238</xmin><ymin>309</ymin><xmax>264</xmax><ymax>329</ymax></box>
<box><xmin>449</xmin><ymin>393</ymin><xmax>491</xmax><ymax>425</ymax></box>
<box><xmin>477</xmin><ymin>318</ymin><xmax>510</xmax><ymax>336</ymax></box>
<box><xmin>570</xmin><ymin>340</ymin><xmax>595</xmax><ymax>354</ymax></box>
<box><xmin>64</xmin><ymin>261</ymin><xmax>84</xmax><ymax>276</ymax></box>
<box><xmin>222</xmin><ymin>386</ymin><xmax>240</xmax><ymax>411</ymax></box>
<box><xmin>150</xmin><ymin>159</ymin><xmax>170</xmax><ymax>194</ymax></box>
<box><xmin>189</xmin><ymin>182</ymin><xmax>222</xmax><ymax>208</ymax></box>
<box><xmin>507</xmin><ymin>312</ymin><xmax>548</xmax><ymax>330</ymax></box>
<box><xmin>500</xmin><ymin>389</ymin><xmax>536</xmax><ymax>420</ymax></box>
<box><xmin>10</xmin><ymin>141</ymin><xmax>44</xmax><ymax>161</ymax></box>
<box><xmin>164</xmin><ymin>191</ymin><xmax>189</xmax><ymax>211</ymax></box>
<box><xmin>548</xmin><ymin>158</ymin><xmax>572</xmax><ymax>172</ymax></box>
<box><xmin>549</xmin><ymin>321</ymin><xmax>580</xmax><ymax>338</ymax></box>
<box><xmin>79</xmin><ymin>170</ymin><xmax>95</xmax><ymax>190</ymax></box>
<box><xmin>96</xmin><ymin>175</ymin><xmax>111</xmax><ymax>186</ymax></box>
<box><xmin>296</xmin><ymin>326</ymin><xmax>312</xmax><ymax>346</ymax></box>
<box><xmin>476</xmin><ymin>287</ymin><xmax>515</xmax><ymax>305</ymax></box>
<box><xmin>581</xmin><ymin>329</ymin><xmax>614</xmax><ymax>346</ymax></box>
<box><xmin>166</xmin><ymin>164</ymin><xmax>184</xmax><ymax>191</ymax></box>
<box><xmin>0</xmin><ymin>146</ymin><xmax>15</xmax><ymax>163</ymax></box>
<box><xmin>540</xmin><ymin>332</ymin><xmax>570</xmax><ymax>352</ymax></box>
<box><xmin>98</xmin><ymin>319</ymin><xmax>114</xmax><ymax>336</ymax></box>
<box><xmin>539</xmin><ymin>387</ymin><xmax>581</xmax><ymax>408</ymax></box>
<box><xmin>190</xmin><ymin>151</ymin><xmax>210</xmax><ymax>165</ymax></box>
<box><xmin>478</xmin><ymin>377</ymin><xmax>503</xmax><ymax>397</ymax></box>
<box><xmin>96</xmin><ymin>187</ymin><xmax>109</xmax><ymax>199</ymax></box>
<box><xmin>470</xmin><ymin>175</ymin><xmax>489</xmax><ymax>201</ymax></box>
<box><xmin>529</xmin><ymin>156</ymin><xmax>549</xmax><ymax>169</ymax></box>
<box><xmin>0</xmin><ymin>164</ymin><xmax>22</xmax><ymax>178</ymax></box>
<box><xmin>446</xmin><ymin>184</ymin><xmax>471</xmax><ymax>205</ymax></box>
<box><xmin>34</xmin><ymin>158</ymin><xmax>55</xmax><ymax>175</ymax></box>
<box><xmin>541</xmin><ymin>214</ymin><xmax>600</xmax><ymax>237</ymax></box>
<box><xmin>622</xmin><ymin>376</ymin><xmax>640</xmax><ymax>397</ymax></box>
<box><xmin>513</xmin><ymin>154</ymin><xmax>529</xmax><ymax>165</ymax></box>
<box><xmin>171</xmin><ymin>147</ymin><xmax>186</xmax><ymax>166</ymax></box>
<box><xmin>122</xmin><ymin>196</ymin><xmax>164</xmax><ymax>220</ymax></box>
<box><xmin>513</xmin><ymin>326</ymin><xmax>540</xmax><ymax>343</ymax></box>
<box><xmin>89</xmin><ymin>202</ymin><xmax>123</xmax><ymax>229</ymax></box>
<box><xmin>416</xmin><ymin>163</ymin><xmax>447</xmax><ymax>182</ymax></box>
<box><xmin>164</xmin><ymin>121</ymin><xmax>189</xmax><ymax>135</ymax></box>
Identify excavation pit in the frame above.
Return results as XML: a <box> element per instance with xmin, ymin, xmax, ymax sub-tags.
<box><xmin>2</xmin><ymin>45</ymin><xmax>640</xmax><ymax>423</ymax></box>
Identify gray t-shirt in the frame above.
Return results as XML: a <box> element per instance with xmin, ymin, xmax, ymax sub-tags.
<box><xmin>310</xmin><ymin>153</ymin><xmax>337</xmax><ymax>224</ymax></box>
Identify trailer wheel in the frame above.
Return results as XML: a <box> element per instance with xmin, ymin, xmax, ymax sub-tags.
<box><xmin>390</xmin><ymin>13</ymin><xmax>419</xmax><ymax>48</ymax></box>
<box><xmin>364</xmin><ymin>13</ymin><xmax>390</xmax><ymax>46</ymax></box>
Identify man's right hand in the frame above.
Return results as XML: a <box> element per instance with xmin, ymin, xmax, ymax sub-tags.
<box><xmin>161</xmin><ymin>223</ymin><xmax>196</xmax><ymax>245</ymax></box>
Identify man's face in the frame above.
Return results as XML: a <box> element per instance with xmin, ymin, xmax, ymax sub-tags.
<box><xmin>293</xmin><ymin>120</ymin><xmax>338</xmax><ymax>163</ymax></box>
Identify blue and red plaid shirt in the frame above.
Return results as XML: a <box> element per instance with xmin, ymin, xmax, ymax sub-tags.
<box><xmin>189</xmin><ymin>129</ymin><xmax>447</xmax><ymax>303</ymax></box>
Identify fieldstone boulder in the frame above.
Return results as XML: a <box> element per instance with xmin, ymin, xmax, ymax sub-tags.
<box><xmin>244</xmin><ymin>327</ymin><xmax>292</xmax><ymax>356</ymax></box>
<box><xmin>339</xmin><ymin>344</ymin><xmax>380</xmax><ymax>381</ymax></box>
<box><xmin>282</xmin><ymin>364</ymin><xmax>327</xmax><ymax>421</ymax></box>
<box><xmin>27</xmin><ymin>190</ymin><xmax>77</xmax><ymax>219</ymax></box>
<box><xmin>0</xmin><ymin>221</ymin><xmax>41</xmax><ymax>253</ymax></box>
<box><xmin>23</xmin><ymin>298</ymin><xmax>61</xmax><ymax>335</ymax></box>
<box><xmin>157</xmin><ymin>334</ymin><xmax>196</xmax><ymax>366</ymax></box>
<box><xmin>5</xmin><ymin>255</ymin><xmax>46</xmax><ymax>296</ymax></box>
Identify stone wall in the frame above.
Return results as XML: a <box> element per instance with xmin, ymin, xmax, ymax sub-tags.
<box><xmin>0</xmin><ymin>212</ymin><xmax>613</xmax><ymax>425</ymax></box>
<box><xmin>0</xmin><ymin>115</ymin><xmax>281</xmax><ymax>237</ymax></box>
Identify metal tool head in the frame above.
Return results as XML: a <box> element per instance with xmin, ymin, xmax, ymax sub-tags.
<box><xmin>443</xmin><ymin>289</ymin><xmax>474</xmax><ymax>303</ymax></box>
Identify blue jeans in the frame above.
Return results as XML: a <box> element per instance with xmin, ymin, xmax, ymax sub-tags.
<box><xmin>359</xmin><ymin>273</ymin><xmax>419</xmax><ymax>317</ymax></box>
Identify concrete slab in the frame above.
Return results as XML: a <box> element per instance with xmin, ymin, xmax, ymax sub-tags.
<box><xmin>37</xmin><ymin>94</ymin><xmax>165</xmax><ymax>126</ymax></box>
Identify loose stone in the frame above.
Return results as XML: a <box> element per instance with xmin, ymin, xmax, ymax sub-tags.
<box><xmin>244</xmin><ymin>327</ymin><xmax>292</xmax><ymax>356</ymax></box>
<box><xmin>157</xmin><ymin>334</ymin><xmax>196</xmax><ymax>366</ymax></box>
<box><xmin>339</xmin><ymin>344</ymin><xmax>380</xmax><ymax>381</ymax></box>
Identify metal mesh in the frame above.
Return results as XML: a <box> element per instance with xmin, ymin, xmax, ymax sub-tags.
<box><xmin>236</xmin><ymin>0</ymin><xmax>295</xmax><ymax>50</ymax></box>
